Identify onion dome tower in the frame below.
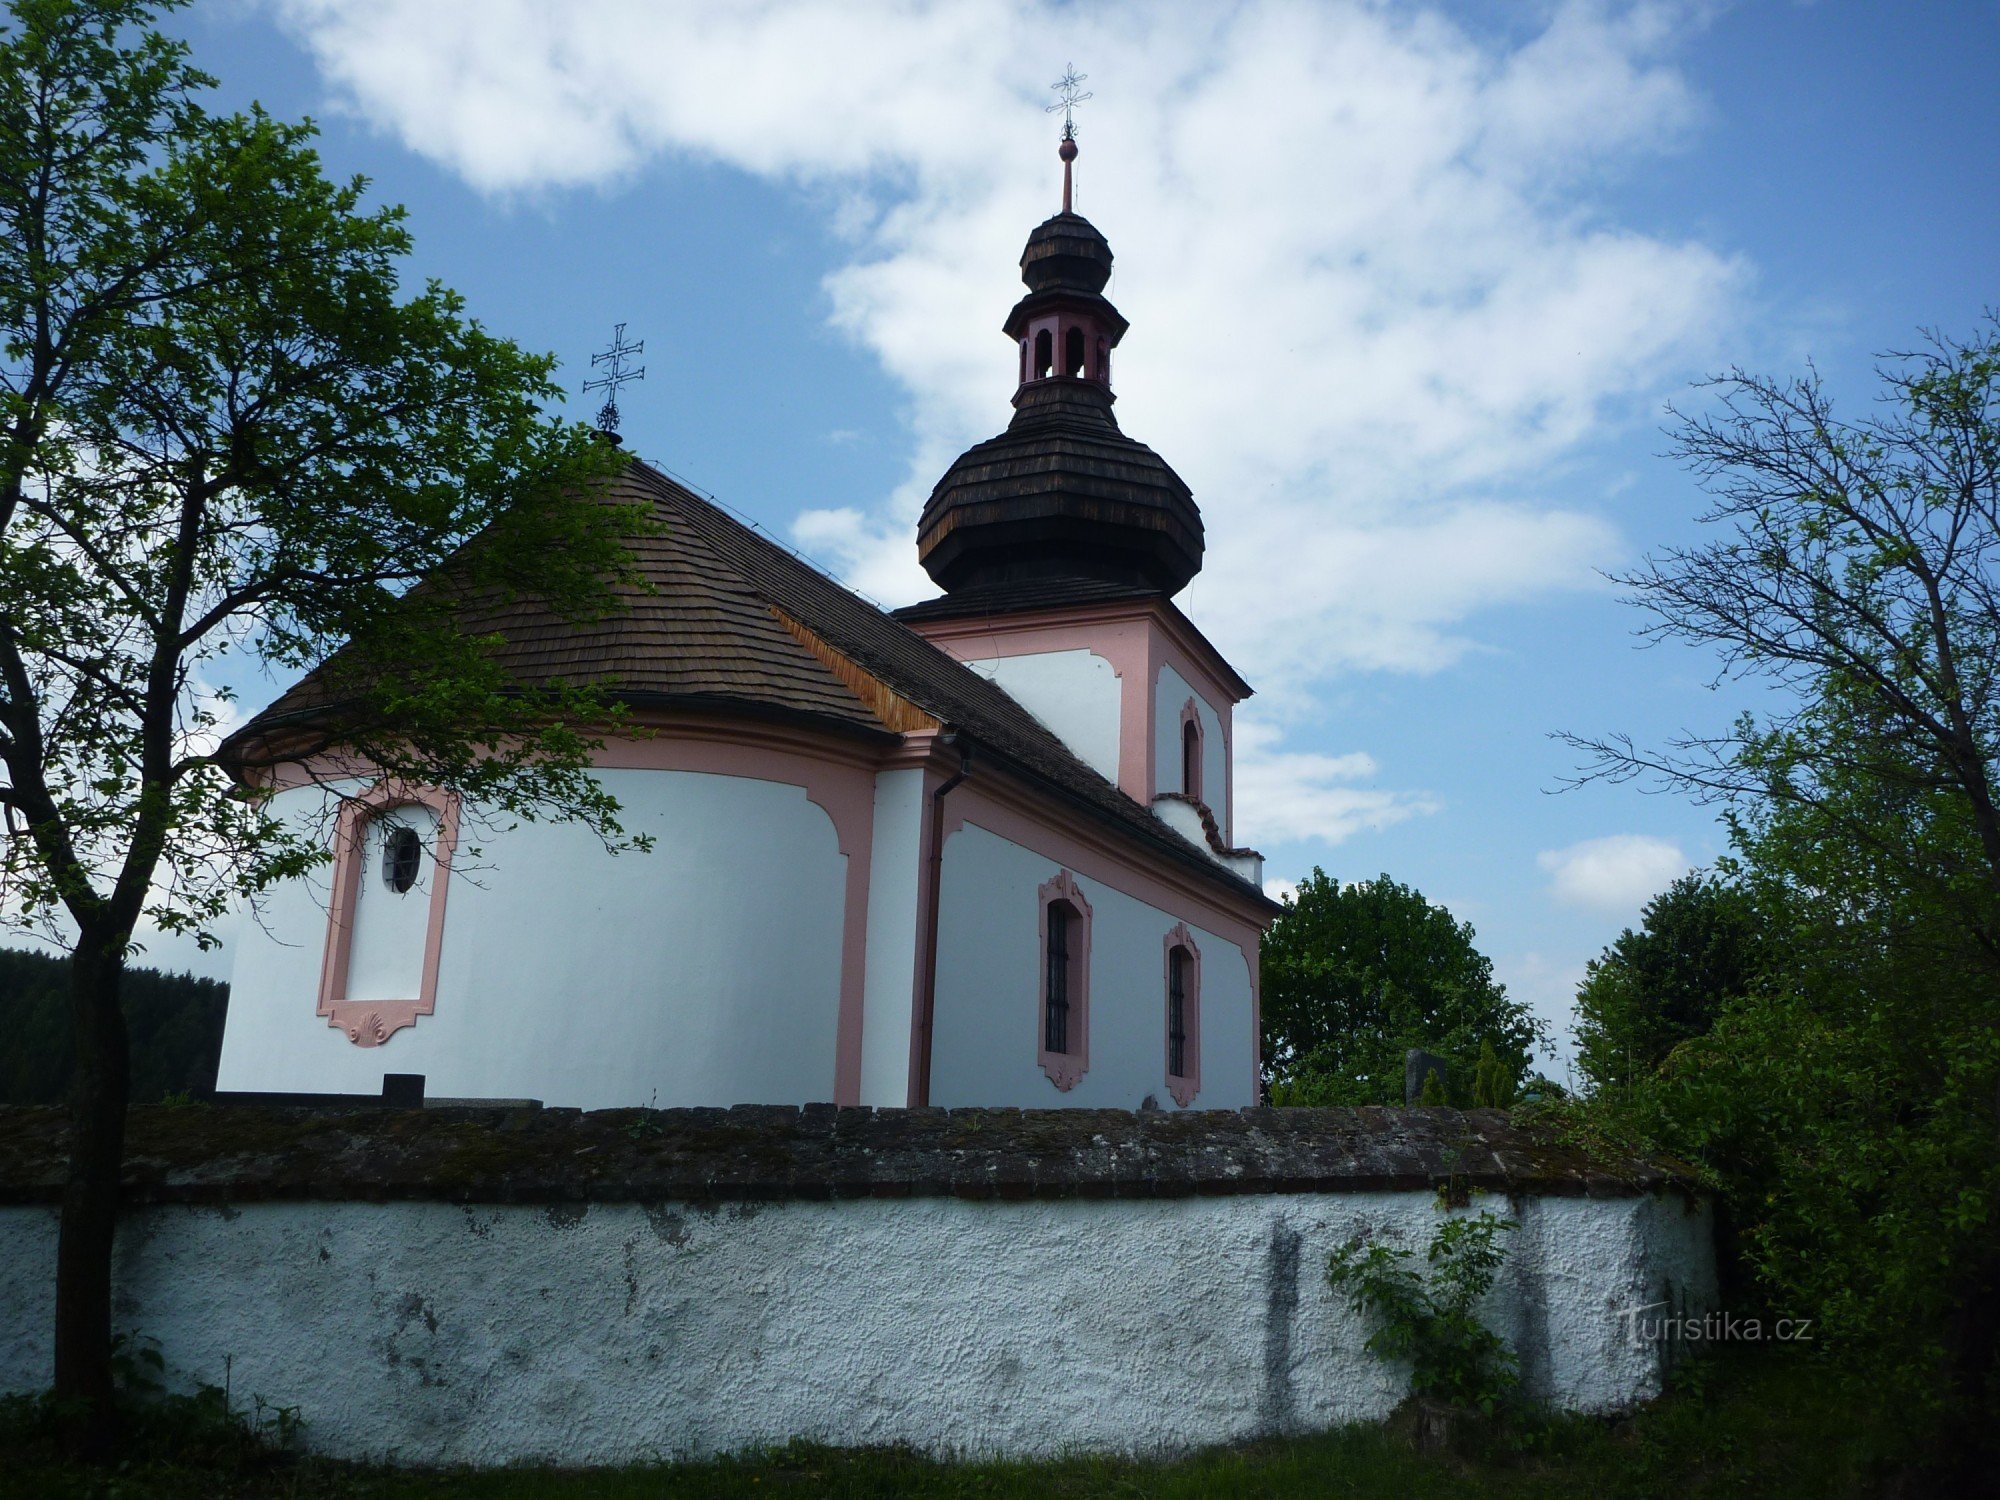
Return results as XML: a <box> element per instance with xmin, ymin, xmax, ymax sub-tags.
<box><xmin>913</xmin><ymin>131</ymin><xmax>1202</xmax><ymax>600</ymax></box>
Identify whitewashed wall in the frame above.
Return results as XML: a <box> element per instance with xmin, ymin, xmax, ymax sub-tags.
<box><xmin>216</xmin><ymin>768</ymin><xmax>848</xmax><ymax>1109</ymax></box>
<box><xmin>858</xmin><ymin>767</ymin><xmax>925</xmax><ymax>1108</ymax></box>
<box><xmin>927</xmin><ymin>823</ymin><xmax>1256</xmax><ymax>1109</ymax></box>
<box><xmin>0</xmin><ymin>1191</ymin><xmax>1715</xmax><ymax>1466</ymax></box>
<box><xmin>961</xmin><ymin>650</ymin><xmax>1123</xmax><ymax>782</ymax></box>
<box><xmin>1154</xmin><ymin>663</ymin><xmax>1228</xmax><ymax>836</ymax></box>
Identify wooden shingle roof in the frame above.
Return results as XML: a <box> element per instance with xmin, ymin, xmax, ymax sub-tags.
<box><xmin>236</xmin><ymin>459</ymin><xmax>1273</xmax><ymax>909</ymax></box>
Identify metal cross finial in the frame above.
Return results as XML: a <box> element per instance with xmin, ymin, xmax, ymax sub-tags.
<box><xmin>1045</xmin><ymin>64</ymin><xmax>1091</xmax><ymax>140</ymax></box>
<box><xmin>583</xmin><ymin>322</ymin><xmax>646</xmax><ymax>436</ymax></box>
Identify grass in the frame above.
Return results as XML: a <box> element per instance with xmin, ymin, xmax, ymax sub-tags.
<box><xmin>0</xmin><ymin>1350</ymin><xmax>1903</xmax><ymax>1499</ymax></box>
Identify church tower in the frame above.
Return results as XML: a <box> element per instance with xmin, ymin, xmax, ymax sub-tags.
<box><xmin>898</xmin><ymin>130</ymin><xmax>1257</xmax><ymax>878</ymax></box>
<box><xmin>910</xmin><ymin>139</ymin><xmax>1203</xmax><ymax>599</ymax></box>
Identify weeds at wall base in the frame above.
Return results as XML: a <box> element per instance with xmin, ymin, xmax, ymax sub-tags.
<box><xmin>0</xmin><ymin>1349</ymin><xmax>1932</xmax><ymax>1498</ymax></box>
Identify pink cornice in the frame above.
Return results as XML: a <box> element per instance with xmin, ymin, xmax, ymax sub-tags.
<box><xmin>915</xmin><ymin>615</ymin><xmax>1154</xmax><ymax>805</ymax></box>
<box><xmin>318</xmin><ymin>782</ymin><xmax>459</xmax><ymax>1047</ymax></box>
<box><xmin>944</xmin><ymin>777</ymin><xmax>1270</xmax><ymax>948</ymax></box>
<box><xmin>1037</xmin><ymin>869</ymin><xmax>1093</xmax><ymax>1091</ymax></box>
<box><xmin>1163</xmin><ymin>923</ymin><xmax>1202</xmax><ymax>1108</ymax></box>
<box><xmin>907</xmin><ymin>597</ymin><xmax>1251</xmax><ymax>706</ymax></box>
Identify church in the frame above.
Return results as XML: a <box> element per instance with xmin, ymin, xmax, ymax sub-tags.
<box><xmin>214</xmin><ymin>136</ymin><xmax>1278</xmax><ymax>1113</ymax></box>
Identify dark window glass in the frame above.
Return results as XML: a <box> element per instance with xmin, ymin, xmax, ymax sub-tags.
<box><xmin>382</xmin><ymin>825</ymin><xmax>422</xmax><ymax>894</ymax></box>
<box><xmin>1182</xmin><ymin>720</ymin><xmax>1201</xmax><ymax>800</ymax></box>
<box><xmin>1064</xmin><ymin>325</ymin><xmax>1085</xmax><ymax>376</ymax></box>
<box><xmin>1045</xmin><ymin>903</ymin><xmax>1071</xmax><ymax>1054</ymax></box>
<box><xmin>1034</xmin><ymin>328</ymin><xmax>1054</xmax><ymax>379</ymax></box>
<box><xmin>1168</xmin><ymin>947</ymin><xmax>1189</xmax><ymax>1078</ymax></box>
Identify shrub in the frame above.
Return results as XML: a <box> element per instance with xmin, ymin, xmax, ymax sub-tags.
<box><xmin>1327</xmin><ymin>1210</ymin><xmax>1520</xmax><ymax>1414</ymax></box>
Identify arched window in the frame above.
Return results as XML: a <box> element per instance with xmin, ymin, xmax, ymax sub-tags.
<box><xmin>319</xmin><ymin>785</ymin><xmax>460</xmax><ymax>1049</ymax></box>
<box><xmin>1020</xmin><ymin>338</ymin><xmax>1030</xmax><ymax>384</ymax></box>
<box><xmin>1180</xmin><ymin>698</ymin><xmax>1204</xmax><ymax>804</ymax></box>
<box><xmin>382</xmin><ymin>824</ymin><xmax>422</xmax><ymax>894</ymax></box>
<box><xmin>1045</xmin><ymin>903</ymin><xmax>1074</xmax><ymax>1052</ymax></box>
<box><xmin>1164</xmin><ymin>924</ymin><xmax>1202</xmax><ymax>1106</ymax></box>
<box><xmin>1034</xmin><ymin>328</ymin><xmax>1054</xmax><ymax>379</ymax></box>
<box><xmin>1037</xmin><ymin>869</ymin><xmax>1092</xmax><ymax>1090</ymax></box>
<box><xmin>1096</xmin><ymin>336</ymin><xmax>1108</xmax><ymax>382</ymax></box>
<box><xmin>1167</xmin><ymin>948</ymin><xmax>1189</xmax><ymax>1075</ymax></box>
<box><xmin>1064</xmin><ymin>325</ymin><xmax>1085</xmax><ymax>377</ymax></box>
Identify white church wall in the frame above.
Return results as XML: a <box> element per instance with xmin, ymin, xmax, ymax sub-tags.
<box><xmin>1154</xmin><ymin>663</ymin><xmax>1229</xmax><ymax>839</ymax></box>
<box><xmin>216</xmin><ymin>767</ymin><xmax>849</xmax><ymax>1109</ymax></box>
<box><xmin>0</xmin><ymin>1188</ymin><xmax>1716</xmax><ymax>1465</ymax></box>
<box><xmin>959</xmin><ymin>649</ymin><xmax>1122</xmax><ymax>782</ymax></box>
<box><xmin>858</xmin><ymin>766</ymin><xmax>925</xmax><ymax>1108</ymax></box>
<box><xmin>927</xmin><ymin>821</ymin><xmax>1255</xmax><ymax>1110</ymax></box>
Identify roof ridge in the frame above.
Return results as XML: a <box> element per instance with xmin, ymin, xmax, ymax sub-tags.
<box><xmin>621</xmin><ymin>459</ymin><xmax>1270</xmax><ymax>905</ymax></box>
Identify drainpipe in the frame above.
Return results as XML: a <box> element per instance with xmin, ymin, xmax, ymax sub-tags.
<box><xmin>913</xmin><ymin>730</ymin><xmax>972</xmax><ymax>1106</ymax></box>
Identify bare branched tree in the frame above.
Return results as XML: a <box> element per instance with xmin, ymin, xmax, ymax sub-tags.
<box><xmin>1560</xmin><ymin>319</ymin><xmax>2000</xmax><ymax>955</ymax></box>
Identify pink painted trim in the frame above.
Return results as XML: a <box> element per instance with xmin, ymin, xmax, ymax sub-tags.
<box><xmin>907</xmin><ymin>597</ymin><xmax>1251</xmax><ymax>704</ymax></box>
<box><xmin>904</xmin><ymin>603</ymin><xmax>1241</xmax><ymax>823</ymax></box>
<box><xmin>1037</xmin><ymin>869</ymin><xmax>1093</xmax><ymax>1091</ymax></box>
<box><xmin>1163</xmin><ymin>923</ymin><xmax>1202</xmax><ymax>1107</ymax></box>
<box><xmin>318</xmin><ymin>782</ymin><xmax>459</xmax><ymax>1048</ymax></box>
<box><xmin>919</xmin><ymin>616</ymin><xmax>1153</xmax><ymax>805</ymax></box>
<box><xmin>593</xmin><ymin>724</ymin><xmax>876</xmax><ymax>1107</ymax></box>
<box><xmin>952</xmin><ymin>778</ymin><xmax>1269</xmax><ymax>949</ymax></box>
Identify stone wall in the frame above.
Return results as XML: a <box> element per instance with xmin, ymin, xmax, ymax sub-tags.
<box><xmin>0</xmin><ymin>1103</ymin><xmax>1715</xmax><ymax>1465</ymax></box>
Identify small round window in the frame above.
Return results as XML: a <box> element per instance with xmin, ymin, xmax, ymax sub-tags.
<box><xmin>381</xmin><ymin>824</ymin><xmax>422</xmax><ymax>894</ymax></box>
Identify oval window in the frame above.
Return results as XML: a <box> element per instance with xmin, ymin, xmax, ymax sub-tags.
<box><xmin>381</xmin><ymin>824</ymin><xmax>422</xmax><ymax>894</ymax></box>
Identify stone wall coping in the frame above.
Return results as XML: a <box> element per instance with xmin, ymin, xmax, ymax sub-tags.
<box><xmin>0</xmin><ymin>1103</ymin><xmax>1699</xmax><ymax>1207</ymax></box>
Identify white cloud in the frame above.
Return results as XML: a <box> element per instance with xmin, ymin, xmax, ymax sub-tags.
<box><xmin>1537</xmin><ymin>834</ymin><xmax>1689</xmax><ymax>916</ymax></box>
<box><xmin>1232</xmin><ymin>716</ymin><xmax>1439</xmax><ymax>849</ymax></box>
<box><xmin>1263</xmin><ymin>877</ymin><xmax>1300</xmax><ymax>907</ymax></box>
<box><xmin>271</xmin><ymin>0</ymin><xmax>1742</xmax><ymax>841</ymax></box>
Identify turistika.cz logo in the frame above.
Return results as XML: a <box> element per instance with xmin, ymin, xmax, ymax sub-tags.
<box><xmin>1616</xmin><ymin>1302</ymin><xmax>1814</xmax><ymax>1348</ymax></box>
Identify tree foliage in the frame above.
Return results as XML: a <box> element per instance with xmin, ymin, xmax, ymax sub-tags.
<box><xmin>0</xmin><ymin>0</ymin><xmax>641</xmax><ymax>951</ymax></box>
<box><xmin>0</xmin><ymin>0</ymin><xmax>643</xmax><ymax>1448</ymax></box>
<box><xmin>1559</xmin><ymin>322</ymin><xmax>2000</xmax><ymax>1474</ymax></box>
<box><xmin>1571</xmin><ymin>872</ymin><xmax>1762</xmax><ymax>1093</ymax></box>
<box><xmin>1263</xmin><ymin>869</ymin><xmax>1545</xmax><ymax>1106</ymax></box>
<box><xmin>0</xmin><ymin>947</ymin><xmax>222</xmax><ymax>1103</ymax></box>
<box><xmin>1562</xmin><ymin>321</ymin><xmax>2000</xmax><ymax>949</ymax></box>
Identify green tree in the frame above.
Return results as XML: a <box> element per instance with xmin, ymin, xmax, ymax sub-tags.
<box><xmin>1571</xmin><ymin>872</ymin><xmax>1761</xmax><ymax>1093</ymax></box>
<box><xmin>0</xmin><ymin>0</ymin><xmax>639</xmax><ymax>1451</ymax></box>
<box><xmin>0</xmin><ymin>948</ymin><xmax>227</xmax><ymax>1103</ymax></box>
<box><xmin>1262</xmin><ymin>869</ymin><xmax>1545</xmax><ymax>1106</ymax></box>
<box><xmin>1563</xmin><ymin>322</ymin><xmax>2000</xmax><ymax>1478</ymax></box>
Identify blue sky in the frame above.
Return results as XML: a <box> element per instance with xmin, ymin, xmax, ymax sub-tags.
<box><xmin>45</xmin><ymin>1</ymin><xmax>2000</xmax><ymax>1075</ymax></box>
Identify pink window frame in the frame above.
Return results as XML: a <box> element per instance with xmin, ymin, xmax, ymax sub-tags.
<box><xmin>1037</xmin><ymin>868</ymin><xmax>1093</xmax><ymax>1090</ymax></box>
<box><xmin>1164</xmin><ymin>922</ymin><xmax>1202</xmax><ymax>1107</ymax></box>
<box><xmin>317</xmin><ymin>781</ymin><xmax>460</xmax><ymax>1047</ymax></box>
<box><xmin>1179</xmin><ymin>697</ymin><xmax>1204</xmax><ymax>805</ymax></box>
